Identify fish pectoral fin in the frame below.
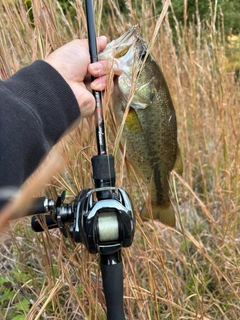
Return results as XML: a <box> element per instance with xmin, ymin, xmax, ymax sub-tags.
<box><xmin>131</xmin><ymin>82</ymin><xmax>154</xmax><ymax>109</ymax></box>
<box><xmin>140</xmin><ymin>202</ymin><xmax>176</xmax><ymax>227</ymax></box>
<box><xmin>173</xmin><ymin>144</ymin><xmax>183</xmax><ymax>175</ymax></box>
<box><xmin>131</xmin><ymin>101</ymin><xmax>148</xmax><ymax>109</ymax></box>
<box><xmin>125</xmin><ymin>107</ymin><xmax>142</xmax><ymax>134</ymax></box>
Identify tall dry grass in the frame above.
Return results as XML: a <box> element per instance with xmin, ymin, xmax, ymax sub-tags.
<box><xmin>0</xmin><ymin>0</ymin><xmax>240</xmax><ymax>319</ymax></box>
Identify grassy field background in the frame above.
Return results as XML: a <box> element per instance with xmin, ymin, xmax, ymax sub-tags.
<box><xmin>0</xmin><ymin>0</ymin><xmax>240</xmax><ymax>319</ymax></box>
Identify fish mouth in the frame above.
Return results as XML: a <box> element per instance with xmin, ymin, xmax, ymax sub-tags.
<box><xmin>99</xmin><ymin>26</ymin><xmax>138</xmax><ymax>61</ymax></box>
<box><xmin>99</xmin><ymin>27</ymin><xmax>150</xmax><ymax>106</ymax></box>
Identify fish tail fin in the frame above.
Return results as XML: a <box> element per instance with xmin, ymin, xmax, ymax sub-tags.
<box><xmin>141</xmin><ymin>202</ymin><xmax>176</xmax><ymax>227</ymax></box>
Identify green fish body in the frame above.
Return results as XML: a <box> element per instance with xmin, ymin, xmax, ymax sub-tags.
<box><xmin>99</xmin><ymin>27</ymin><xmax>182</xmax><ymax>227</ymax></box>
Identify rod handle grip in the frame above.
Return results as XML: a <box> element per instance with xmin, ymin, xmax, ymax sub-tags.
<box><xmin>30</xmin><ymin>197</ymin><xmax>47</xmax><ymax>215</ymax></box>
<box><xmin>101</xmin><ymin>259</ymin><xmax>125</xmax><ymax>320</ymax></box>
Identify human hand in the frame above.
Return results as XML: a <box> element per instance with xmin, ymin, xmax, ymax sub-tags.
<box><xmin>45</xmin><ymin>36</ymin><xmax>110</xmax><ymax>118</ymax></box>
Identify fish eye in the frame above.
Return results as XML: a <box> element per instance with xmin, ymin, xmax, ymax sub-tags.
<box><xmin>139</xmin><ymin>49</ymin><xmax>147</xmax><ymax>60</ymax></box>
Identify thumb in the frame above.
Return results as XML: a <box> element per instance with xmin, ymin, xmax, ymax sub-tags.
<box><xmin>96</xmin><ymin>36</ymin><xmax>108</xmax><ymax>53</ymax></box>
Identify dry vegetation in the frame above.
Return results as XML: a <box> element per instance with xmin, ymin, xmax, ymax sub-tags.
<box><xmin>0</xmin><ymin>0</ymin><xmax>240</xmax><ymax>319</ymax></box>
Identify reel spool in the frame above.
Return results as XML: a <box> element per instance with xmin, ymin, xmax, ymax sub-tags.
<box><xmin>70</xmin><ymin>187</ymin><xmax>135</xmax><ymax>254</ymax></box>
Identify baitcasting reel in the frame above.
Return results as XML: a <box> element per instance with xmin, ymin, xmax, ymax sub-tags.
<box><xmin>31</xmin><ymin>187</ymin><xmax>135</xmax><ymax>255</ymax></box>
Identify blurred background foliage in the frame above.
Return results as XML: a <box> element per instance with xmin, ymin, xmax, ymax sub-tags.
<box><xmin>1</xmin><ymin>0</ymin><xmax>240</xmax><ymax>319</ymax></box>
<box><xmin>56</xmin><ymin>0</ymin><xmax>240</xmax><ymax>36</ymax></box>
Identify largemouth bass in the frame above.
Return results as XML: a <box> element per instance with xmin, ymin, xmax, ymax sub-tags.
<box><xmin>99</xmin><ymin>27</ymin><xmax>182</xmax><ymax>227</ymax></box>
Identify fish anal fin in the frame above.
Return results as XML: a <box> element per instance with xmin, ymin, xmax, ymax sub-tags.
<box><xmin>173</xmin><ymin>144</ymin><xmax>183</xmax><ymax>175</ymax></box>
<box><xmin>141</xmin><ymin>202</ymin><xmax>176</xmax><ymax>227</ymax></box>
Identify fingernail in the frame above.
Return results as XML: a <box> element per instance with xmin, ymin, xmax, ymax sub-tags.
<box><xmin>89</xmin><ymin>62</ymin><xmax>103</xmax><ymax>72</ymax></box>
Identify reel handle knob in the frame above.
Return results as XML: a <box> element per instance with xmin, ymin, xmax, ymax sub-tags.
<box><xmin>31</xmin><ymin>215</ymin><xmax>57</xmax><ymax>232</ymax></box>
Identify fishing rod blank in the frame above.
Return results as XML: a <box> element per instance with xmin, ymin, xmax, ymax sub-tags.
<box><xmin>85</xmin><ymin>0</ymin><xmax>106</xmax><ymax>156</ymax></box>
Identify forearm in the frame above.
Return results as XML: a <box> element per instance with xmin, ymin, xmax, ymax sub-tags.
<box><xmin>0</xmin><ymin>60</ymin><xmax>80</xmax><ymax>205</ymax></box>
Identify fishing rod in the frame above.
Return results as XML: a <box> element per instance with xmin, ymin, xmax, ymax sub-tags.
<box><xmin>27</xmin><ymin>1</ymin><xmax>135</xmax><ymax>319</ymax></box>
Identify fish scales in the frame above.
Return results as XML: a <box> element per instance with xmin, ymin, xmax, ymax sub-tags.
<box><xmin>99</xmin><ymin>27</ymin><xmax>182</xmax><ymax>226</ymax></box>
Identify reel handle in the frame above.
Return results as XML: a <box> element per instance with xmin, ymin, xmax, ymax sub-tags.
<box><xmin>31</xmin><ymin>215</ymin><xmax>57</xmax><ymax>232</ymax></box>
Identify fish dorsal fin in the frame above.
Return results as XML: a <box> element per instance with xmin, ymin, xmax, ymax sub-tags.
<box><xmin>125</xmin><ymin>107</ymin><xmax>142</xmax><ymax>134</ymax></box>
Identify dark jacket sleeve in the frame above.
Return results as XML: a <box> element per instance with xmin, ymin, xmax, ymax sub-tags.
<box><xmin>0</xmin><ymin>60</ymin><xmax>80</xmax><ymax>206</ymax></box>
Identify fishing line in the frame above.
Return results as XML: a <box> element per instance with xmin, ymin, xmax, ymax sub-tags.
<box><xmin>135</xmin><ymin>13</ymin><xmax>161</xmax><ymax>28</ymax></box>
<box><xmin>130</xmin><ymin>0</ymin><xmax>170</xmax><ymax>30</ymax></box>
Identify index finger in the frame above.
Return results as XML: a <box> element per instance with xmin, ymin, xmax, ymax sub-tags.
<box><xmin>88</xmin><ymin>61</ymin><xmax>111</xmax><ymax>77</ymax></box>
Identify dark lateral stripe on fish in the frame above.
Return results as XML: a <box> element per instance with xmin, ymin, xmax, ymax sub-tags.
<box><xmin>153</xmin><ymin>163</ymin><xmax>164</xmax><ymax>205</ymax></box>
